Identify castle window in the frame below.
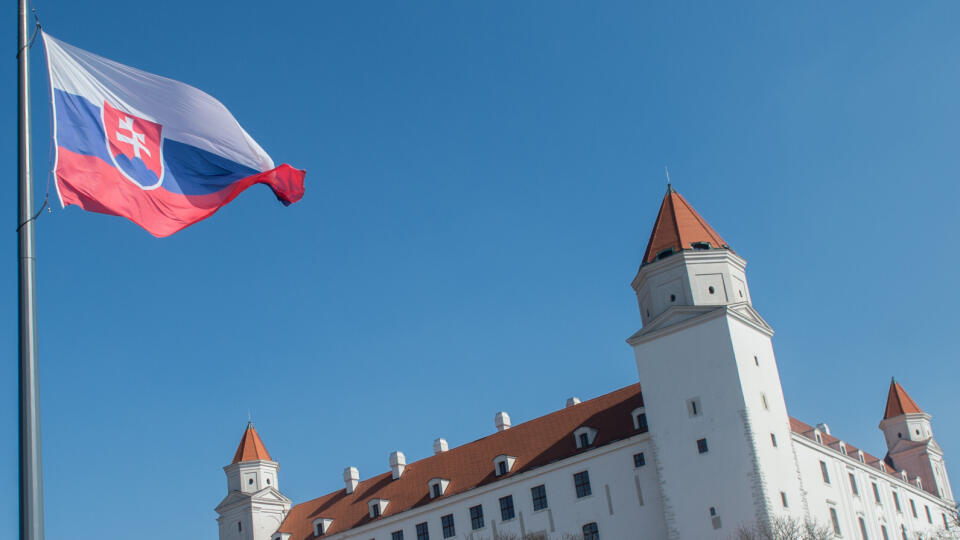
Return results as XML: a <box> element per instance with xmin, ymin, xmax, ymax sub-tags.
<box><xmin>881</xmin><ymin>525</ymin><xmax>889</xmax><ymax>540</ymax></box>
<box><xmin>470</xmin><ymin>505</ymin><xmax>484</xmax><ymax>530</ymax></box>
<box><xmin>892</xmin><ymin>491</ymin><xmax>901</xmax><ymax>512</ymax></box>
<box><xmin>780</xmin><ymin>492</ymin><xmax>788</xmax><ymax>507</ymax></box>
<box><xmin>858</xmin><ymin>450</ymin><xmax>865</xmax><ymax>463</ymax></box>
<box><xmin>432</xmin><ymin>484</ymin><xmax>441</xmax><ymax>498</ymax></box>
<box><xmin>910</xmin><ymin>498</ymin><xmax>917</xmax><ymax>518</ymax></box>
<box><xmin>239</xmin><ymin>521</ymin><xmax>242</xmax><ymax>532</ymax></box>
<box><xmin>687</xmin><ymin>397</ymin><xmax>702</xmax><ymax>417</ymax></box>
<box><xmin>691</xmin><ymin>242</ymin><xmax>711</xmax><ymax>250</ymax></box>
<box><xmin>829</xmin><ymin>507</ymin><xmax>841</xmax><ymax>535</ymax></box>
<box><xmin>944</xmin><ymin>513</ymin><xmax>950</xmax><ymax>529</ymax></box>
<box><xmin>532</xmin><ymin>484</ymin><xmax>548</xmax><ymax>510</ymax></box>
<box><xmin>771</xmin><ymin>433</ymin><xmax>777</xmax><ymax>447</ymax></box>
<box><xmin>441</xmin><ymin>514</ymin><xmax>455</xmax><ymax>538</ymax></box>
<box><xmin>574</xmin><ymin>427</ymin><xmax>598</xmax><ymax>448</ymax></box>
<box><xmin>925</xmin><ymin>505</ymin><xmax>932</xmax><ymax>524</ymax></box>
<box><xmin>815</xmin><ymin>432</ymin><xmax>823</xmax><ymax>445</ymax></box>
<box><xmin>313</xmin><ymin>518</ymin><xmax>333</xmax><ymax>536</ymax></box>
<box><xmin>249</xmin><ymin>478</ymin><xmax>254</xmax><ymax>485</ymax></box>
<box><xmin>494</xmin><ymin>455</ymin><xmax>516</xmax><ymax>476</ymax></box>
<box><xmin>416</xmin><ymin>522</ymin><xmax>429</xmax><ymax>540</ymax></box>
<box><xmin>582</xmin><ymin>522</ymin><xmax>600</xmax><ymax>540</ymax></box>
<box><xmin>872</xmin><ymin>482</ymin><xmax>882</xmax><ymax>504</ymax></box>
<box><xmin>656</xmin><ymin>248</ymin><xmax>674</xmax><ymax>260</ymax></box>
<box><xmin>392</xmin><ymin>532</ymin><xmax>404</xmax><ymax>540</ymax></box>
<box><xmin>369</xmin><ymin>499</ymin><xmax>389</xmax><ymax>518</ymax></box>
<box><xmin>820</xmin><ymin>461</ymin><xmax>831</xmax><ymax>484</ymax></box>
<box><xmin>633</xmin><ymin>452</ymin><xmax>646</xmax><ymax>467</ymax></box>
<box><xmin>849</xmin><ymin>473</ymin><xmax>859</xmax><ymax>495</ymax></box>
<box><xmin>697</xmin><ymin>438</ymin><xmax>709</xmax><ymax>454</ymax></box>
<box><xmin>761</xmin><ymin>394</ymin><xmax>769</xmax><ymax>410</ymax></box>
<box><xmin>632</xmin><ymin>408</ymin><xmax>649</xmax><ymax>433</ymax></box>
<box><xmin>429</xmin><ymin>478</ymin><xmax>450</xmax><ymax>499</ymax></box>
<box><xmin>754</xmin><ymin>355</ymin><xmax>759</xmax><ymax>366</ymax></box>
<box><xmin>669</xmin><ymin>294</ymin><xmax>676</xmax><ymax>302</ymax></box>
<box><xmin>574</xmin><ymin>471</ymin><xmax>592</xmax><ymax>498</ymax></box>
<box><xmin>708</xmin><ymin>286</ymin><xmax>715</xmax><ymax>294</ymax></box>
<box><xmin>499</xmin><ymin>495</ymin><xmax>515</xmax><ymax>520</ymax></box>
<box><xmin>858</xmin><ymin>517</ymin><xmax>868</xmax><ymax>540</ymax></box>
<box><xmin>901</xmin><ymin>525</ymin><xmax>908</xmax><ymax>540</ymax></box>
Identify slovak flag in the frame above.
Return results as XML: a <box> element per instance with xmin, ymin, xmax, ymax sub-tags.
<box><xmin>43</xmin><ymin>33</ymin><xmax>306</xmax><ymax>237</ymax></box>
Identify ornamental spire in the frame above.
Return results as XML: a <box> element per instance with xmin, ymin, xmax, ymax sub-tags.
<box><xmin>641</xmin><ymin>186</ymin><xmax>731</xmax><ymax>265</ymax></box>
<box><xmin>883</xmin><ymin>378</ymin><xmax>924</xmax><ymax>419</ymax></box>
<box><xmin>231</xmin><ymin>421</ymin><xmax>272</xmax><ymax>464</ymax></box>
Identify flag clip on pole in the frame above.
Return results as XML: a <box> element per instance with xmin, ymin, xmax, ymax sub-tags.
<box><xmin>18</xmin><ymin>0</ymin><xmax>45</xmax><ymax>538</ymax></box>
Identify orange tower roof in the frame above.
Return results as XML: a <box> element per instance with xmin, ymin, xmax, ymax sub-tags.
<box><xmin>232</xmin><ymin>422</ymin><xmax>272</xmax><ymax>464</ymax></box>
<box><xmin>883</xmin><ymin>378</ymin><xmax>924</xmax><ymax>419</ymax></box>
<box><xmin>641</xmin><ymin>186</ymin><xmax>730</xmax><ymax>265</ymax></box>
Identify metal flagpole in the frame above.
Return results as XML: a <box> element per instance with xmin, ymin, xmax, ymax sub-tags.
<box><xmin>18</xmin><ymin>0</ymin><xmax>45</xmax><ymax>537</ymax></box>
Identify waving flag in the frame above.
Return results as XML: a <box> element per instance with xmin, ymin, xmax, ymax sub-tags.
<box><xmin>43</xmin><ymin>33</ymin><xmax>305</xmax><ymax>237</ymax></box>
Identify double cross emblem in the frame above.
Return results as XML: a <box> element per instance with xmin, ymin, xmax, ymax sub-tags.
<box><xmin>115</xmin><ymin>115</ymin><xmax>151</xmax><ymax>159</ymax></box>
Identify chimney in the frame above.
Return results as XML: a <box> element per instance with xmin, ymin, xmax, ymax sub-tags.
<box><xmin>433</xmin><ymin>438</ymin><xmax>449</xmax><ymax>454</ymax></box>
<box><xmin>565</xmin><ymin>397</ymin><xmax>581</xmax><ymax>408</ymax></box>
<box><xmin>343</xmin><ymin>466</ymin><xmax>359</xmax><ymax>494</ymax></box>
<box><xmin>816</xmin><ymin>423</ymin><xmax>831</xmax><ymax>435</ymax></box>
<box><xmin>495</xmin><ymin>411</ymin><xmax>511</xmax><ymax>432</ymax></box>
<box><xmin>389</xmin><ymin>451</ymin><xmax>406</xmax><ymax>479</ymax></box>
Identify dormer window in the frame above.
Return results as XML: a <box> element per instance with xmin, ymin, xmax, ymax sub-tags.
<box><xmin>901</xmin><ymin>470</ymin><xmax>909</xmax><ymax>482</ymax></box>
<box><xmin>656</xmin><ymin>248</ymin><xmax>674</xmax><ymax>260</ymax></box>
<box><xmin>274</xmin><ymin>534</ymin><xmax>291</xmax><ymax>540</ymax></box>
<box><xmin>631</xmin><ymin>407</ymin><xmax>648</xmax><ymax>433</ymax></box>
<box><xmin>691</xmin><ymin>242</ymin><xmax>711</xmax><ymax>250</ymax></box>
<box><xmin>879</xmin><ymin>462</ymin><xmax>887</xmax><ymax>473</ymax></box>
<box><xmin>814</xmin><ymin>430</ymin><xmax>823</xmax><ymax>445</ymax></box>
<box><xmin>429</xmin><ymin>478</ymin><xmax>450</xmax><ymax>499</ymax></box>
<box><xmin>838</xmin><ymin>442</ymin><xmax>847</xmax><ymax>456</ymax></box>
<box><xmin>574</xmin><ymin>426</ymin><xmax>598</xmax><ymax>449</ymax></box>
<box><xmin>857</xmin><ymin>451</ymin><xmax>865</xmax><ymax>463</ymax></box>
<box><xmin>494</xmin><ymin>455</ymin><xmax>517</xmax><ymax>477</ymax></box>
<box><xmin>368</xmin><ymin>498</ymin><xmax>389</xmax><ymax>518</ymax></box>
<box><xmin>313</xmin><ymin>518</ymin><xmax>333</xmax><ymax>537</ymax></box>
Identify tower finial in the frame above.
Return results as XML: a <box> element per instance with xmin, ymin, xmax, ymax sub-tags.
<box><xmin>665</xmin><ymin>166</ymin><xmax>673</xmax><ymax>193</ymax></box>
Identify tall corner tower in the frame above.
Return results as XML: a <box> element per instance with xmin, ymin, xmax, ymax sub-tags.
<box><xmin>626</xmin><ymin>186</ymin><xmax>806</xmax><ymax>539</ymax></box>
<box><xmin>216</xmin><ymin>422</ymin><xmax>292</xmax><ymax>540</ymax></box>
<box><xmin>879</xmin><ymin>379</ymin><xmax>954</xmax><ymax>502</ymax></box>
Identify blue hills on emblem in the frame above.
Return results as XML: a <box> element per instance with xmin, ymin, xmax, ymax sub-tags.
<box><xmin>113</xmin><ymin>153</ymin><xmax>161</xmax><ymax>189</ymax></box>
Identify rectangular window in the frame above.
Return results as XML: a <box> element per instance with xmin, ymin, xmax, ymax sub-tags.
<box><xmin>579</xmin><ymin>433</ymin><xmax>590</xmax><ymax>447</ymax></box>
<box><xmin>416</xmin><ymin>522</ymin><xmax>429</xmax><ymax>540</ymax></box>
<box><xmin>432</xmin><ymin>484</ymin><xmax>441</xmax><ymax>498</ymax></box>
<box><xmin>829</xmin><ymin>507</ymin><xmax>842</xmax><ymax>536</ymax></box>
<box><xmin>901</xmin><ymin>525</ymin><xmax>908</xmax><ymax>540</ymax></box>
<box><xmin>872</xmin><ymin>482</ymin><xmax>882</xmax><ymax>504</ymax></box>
<box><xmin>633</xmin><ymin>452</ymin><xmax>646</xmax><ymax>467</ymax></box>
<box><xmin>780</xmin><ymin>491</ymin><xmax>788</xmax><ymax>507</ymax></box>
<box><xmin>582</xmin><ymin>522</ymin><xmax>600</xmax><ymax>540</ymax></box>
<box><xmin>697</xmin><ymin>438</ymin><xmax>709</xmax><ymax>454</ymax></box>
<box><xmin>820</xmin><ymin>461</ymin><xmax>831</xmax><ymax>484</ymax></box>
<box><xmin>392</xmin><ymin>532</ymin><xmax>404</xmax><ymax>540</ymax></box>
<box><xmin>925</xmin><ymin>505</ymin><xmax>932</xmax><ymax>524</ymax></box>
<box><xmin>441</xmin><ymin>514</ymin><xmax>455</xmax><ymax>538</ymax></box>
<box><xmin>771</xmin><ymin>433</ymin><xmax>777</xmax><ymax>447</ymax></box>
<box><xmin>636</xmin><ymin>413</ymin><xmax>648</xmax><ymax>433</ymax></box>
<box><xmin>849</xmin><ymin>473</ymin><xmax>859</xmax><ymax>496</ymax></box>
<box><xmin>858</xmin><ymin>517</ymin><xmax>869</xmax><ymax>540</ymax></box>
<box><xmin>945</xmin><ymin>513</ymin><xmax>951</xmax><ymax>529</ymax></box>
<box><xmin>372</xmin><ymin>504</ymin><xmax>381</xmax><ymax>517</ymax></box>
<box><xmin>497</xmin><ymin>461</ymin><xmax>507</xmax><ymax>475</ymax></box>
<box><xmin>910</xmin><ymin>499</ymin><xmax>917</xmax><ymax>518</ymax></box>
<box><xmin>574</xmin><ymin>471</ymin><xmax>592</xmax><ymax>498</ymax></box>
<box><xmin>469</xmin><ymin>505</ymin><xmax>484</xmax><ymax>530</ymax></box>
<box><xmin>881</xmin><ymin>525</ymin><xmax>889</xmax><ymax>540</ymax></box>
<box><xmin>893</xmin><ymin>491</ymin><xmax>901</xmax><ymax>512</ymax></box>
<box><xmin>499</xmin><ymin>495</ymin><xmax>515</xmax><ymax>521</ymax></box>
<box><xmin>531</xmin><ymin>484</ymin><xmax>548</xmax><ymax>510</ymax></box>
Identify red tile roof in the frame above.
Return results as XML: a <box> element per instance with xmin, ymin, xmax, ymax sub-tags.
<box><xmin>232</xmin><ymin>422</ymin><xmax>272</xmax><ymax>464</ymax></box>
<box><xmin>641</xmin><ymin>186</ymin><xmax>730</xmax><ymax>265</ymax></box>
<box><xmin>276</xmin><ymin>384</ymin><xmax>645</xmax><ymax>539</ymax></box>
<box><xmin>883</xmin><ymin>379</ymin><xmax>924</xmax><ymax>419</ymax></box>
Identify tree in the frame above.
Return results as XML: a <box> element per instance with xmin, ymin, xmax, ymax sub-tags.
<box><xmin>733</xmin><ymin>515</ymin><xmax>835</xmax><ymax>540</ymax></box>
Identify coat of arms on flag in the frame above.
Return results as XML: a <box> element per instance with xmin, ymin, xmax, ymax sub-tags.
<box><xmin>42</xmin><ymin>32</ymin><xmax>306</xmax><ymax>237</ymax></box>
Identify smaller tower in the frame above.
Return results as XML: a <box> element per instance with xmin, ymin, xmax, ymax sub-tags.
<box><xmin>216</xmin><ymin>423</ymin><xmax>292</xmax><ymax>540</ymax></box>
<box><xmin>879</xmin><ymin>379</ymin><xmax>954</xmax><ymax>502</ymax></box>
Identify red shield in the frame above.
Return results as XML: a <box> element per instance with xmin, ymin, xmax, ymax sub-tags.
<box><xmin>102</xmin><ymin>101</ymin><xmax>164</xmax><ymax>189</ymax></box>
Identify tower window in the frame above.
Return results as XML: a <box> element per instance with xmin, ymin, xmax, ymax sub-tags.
<box><xmin>708</xmin><ymin>286</ymin><xmax>715</xmax><ymax>294</ymax></box>
<box><xmin>815</xmin><ymin>432</ymin><xmax>823</xmax><ymax>444</ymax></box>
<box><xmin>266</xmin><ymin>478</ymin><xmax>271</xmax><ymax>485</ymax></box>
<box><xmin>688</xmin><ymin>398</ymin><xmax>702</xmax><ymax>417</ymax></box>
<box><xmin>656</xmin><ymin>248</ymin><xmax>674</xmax><ymax>260</ymax></box>
<box><xmin>432</xmin><ymin>484</ymin><xmax>441</xmax><ymax>498</ymax></box>
<box><xmin>582</xmin><ymin>522</ymin><xmax>600</xmax><ymax>540</ymax></box>
<box><xmin>761</xmin><ymin>393</ymin><xmax>769</xmax><ymax>410</ymax></box>
<box><xmin>416</xmin><ymin>522</ymin><xmax>429</xmax><ymax>540</ymax></box>
<box><xmin>872</xmin><ymin>482</ymin><xmax>881</xmax><ymax>504</ymax></box>
<box><xmin>669</xmin><ymin>294</ymin><xmax>676</xmax><ymax>302</ymax></box>
<box><xmin>636</xmin><ymin>413</ymin><xmax>648</xmax><ymax>433</ymax></box>
<box><xmin>881</xmin><ymin>525</ymin><xmax>889</xmax><ymax>540</ymax></box>
<box><xmin>633</xmin><ymin>452</ymin><xmax>646</xmax><ymax>467</ymax></box>
<box><xmin>238</xmin><ymin>521</ymin><xmax>242</xmax><ymax>532</ymax></box>
<box><xmin>925</xmin><ymin>505</ymin><xmax>932</xmax><ymax>524</ymax></box>
<box><xmin>470</xmin><ymin>505</ymin><xmax>484</xmax><ymax>530</ymax></box>
<box><xmin>697</xmin><ymin>438</ymin><xmax>709</xmax><ymax>454</ymax></box>
<box><xmin>579</xmin><ymin>433</ymin><xmax>589</xmax><ymax>447</ymax></box>
<box><xmin>392</xmin><ymin>532</ymin><xmax>404</xmax><ymax>540</ymax></box>
<box><xmin>849</xmin><ymin>473</ymin><xmax>859</xmax><ymax>496</ymax></box>
<box><xmin>771</xmin><ymin>433</ymin><xmax>777</xmax><ymax>447</ymax></box>
<box><xmin>820</xmin><ymin>461</ymin><xmax>831</xmax><ymax>484</ymax></box>
<box><xmin>892</xmin><ymin>491</ymin><xmax>901</xmax><ymax>512</ymax></box>
<box><xmin>498</xmin><ymin>461</ymin><xmax>507</xmax><ymax>475</ymax></box>
<box><xmin>858</xmin><ymin>517</ymin><xmax>868</xmax><ymax>540</ymax></box>
<box><xmin>691</xmin><ymin>242</ymin><xmax>711</xmax><ymax>250</ymax></box>
<box><xmin>441</xmin><ymin>514</ymin><xmax>455</xmax><ymax>538</ymax></box>
<box><xmin>248</xmin><ymin>478</ymin><xmax>254</xmax><ymax>485</ymax></box>
<box><xmin>780</xmin><ymin>492</ymin><xmax>788</xmax><ymax>507</ymax></box>
<box><xmin>754</xmin><ymin>355</ymin><xmax>759</xmax><ymax>366</ymax></box>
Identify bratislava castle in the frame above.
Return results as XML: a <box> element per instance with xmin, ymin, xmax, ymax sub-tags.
<box><xmin>215</xmin><ymin>188</ymin><xmax>957</xmax><ymax>540</ymax></box>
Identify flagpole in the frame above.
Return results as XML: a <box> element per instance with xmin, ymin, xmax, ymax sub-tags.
<box><xmin>18</xmin><ymin>0</ymin><xmax>45</xmax><ymax>538</ymax></box>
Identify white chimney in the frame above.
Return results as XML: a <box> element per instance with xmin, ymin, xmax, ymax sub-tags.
<box><xmin>389</xmin><ymin>451</ymin><xmax>406</xmax><ymax>479</ymax></box>
<box><xmin>343</xmin><ymin>466</ymin><xmax>359</xmax><ymax>494</ymax></box>
<box><xmin>565</xmin><ymin>397</ymin><xmax>581</xmax><ymax>408</ymax></box>
<box><xmin>495</xmin><ymin>411</ymin><xmax>511</xmax><ymax>432</ymax></box>
<box><xmin>816</xmin><ymin>423</ymin><xmax>831</xmax><ymax>435</ymax></box>
<box><xmin>433</xmin><ymin>438</ymin><xmax>449</xmax><ymax>454</ymax></box>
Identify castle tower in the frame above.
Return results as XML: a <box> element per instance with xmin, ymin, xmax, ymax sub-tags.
<box><xmin>216</xmin><ymin>423</ymin><xmax>292</xmax><ymax>540</ymax></box>
<box><xmin>627</xmin><ymin>186</ymin><xmax>806</xmax><ymax>538</ymax></box>
<box><xmin>879</xmin><ymin>379</ymin><xmax>954</xmax><ymax>502</ymax></box>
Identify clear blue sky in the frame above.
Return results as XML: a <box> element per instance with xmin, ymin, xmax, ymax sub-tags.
<box><xmin>2</xmin><ymin>2</ymin><xmax>959</xmax><ymax>538</ymax></box>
